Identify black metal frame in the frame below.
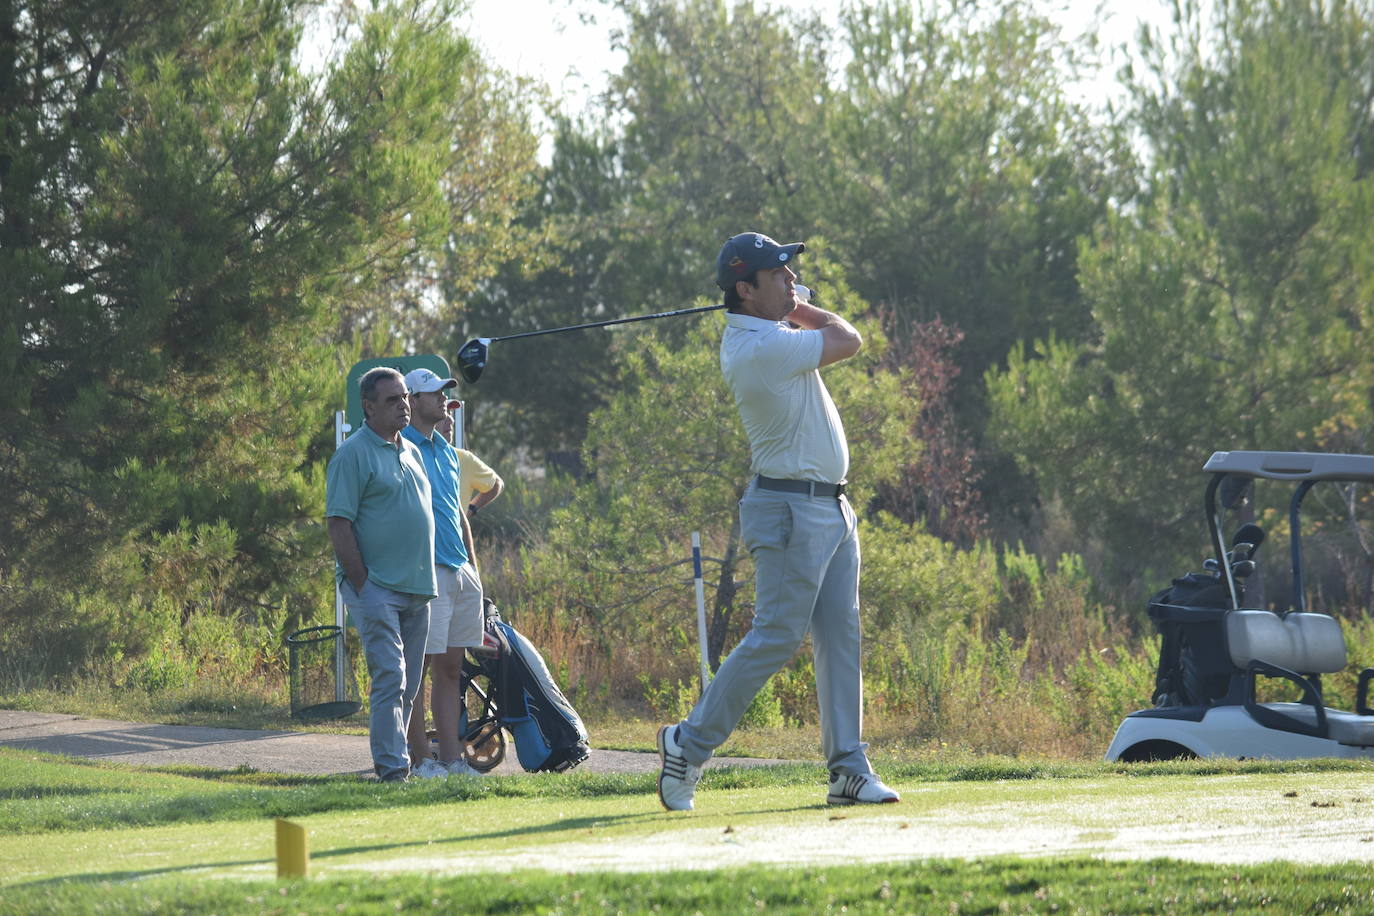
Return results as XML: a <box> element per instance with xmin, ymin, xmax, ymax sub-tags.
<box><xmin>1243</xmin><ymin>659</ymin><xmax>1328</xmax><ymax>739</ymax></box>
<box><xmin>455</xmin><ymin>650</ymin><xmax>507</xmax><ymax>772</ymax></box>
<box><xmin>1357</xmin><ymin>668</ymin><xmax>1374</xmax><ymax>715</ymax></box>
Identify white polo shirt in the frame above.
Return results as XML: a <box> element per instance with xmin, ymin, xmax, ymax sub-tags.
<box><xmin>720</xmin><ymin>312</ymin><xmax>849</xmax><ymax>484</ymax></box>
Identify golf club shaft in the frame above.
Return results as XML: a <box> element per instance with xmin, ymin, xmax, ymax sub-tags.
<box><xmin>492</xmin><ymin>304</ymin><xmax>726</xmax><ymax>342</ymax></box>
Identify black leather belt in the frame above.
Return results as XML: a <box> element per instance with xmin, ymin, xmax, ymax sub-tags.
<box><xmin>756</xmin><ymin>475</ymin><xmax>846</xmax><ymax>498</ymax></box>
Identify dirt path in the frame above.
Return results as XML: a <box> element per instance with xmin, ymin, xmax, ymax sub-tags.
<box><xmin>0</xmin><ymin>709</ymin><xmax>783</xmax><ymax>776</ymax></box>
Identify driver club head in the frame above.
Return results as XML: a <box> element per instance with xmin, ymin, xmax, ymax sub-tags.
<box><xmin>457</xmin><ymin>338</ymin><xmax>491</xmax><ymax>384</ymax></box>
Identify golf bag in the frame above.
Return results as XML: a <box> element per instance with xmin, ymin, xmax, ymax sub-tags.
<box><xmin>1148</xmin><ymin>572</ymin><xmax>1236</xmax><ymax>708</ymax></box>
<box><xmin>466</xmin><ymin>600</ymin><xmax>590</xmax><ymax>773</ymax></box>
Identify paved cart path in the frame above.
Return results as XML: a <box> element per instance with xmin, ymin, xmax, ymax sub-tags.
<box><xmin>0</xmin><ymin>710</ymin><xmax>784</xmax><ymax>776</ymax></box>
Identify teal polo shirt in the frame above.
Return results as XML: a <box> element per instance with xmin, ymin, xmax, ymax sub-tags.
<box><xmin>325</xmin><ymin>423</ymin><xmax>437</xmax><ymax>598</ymax></box>
<box><xmin>401</xmin><ymin>424</ymin><xmax>469</xmax><ymax>571</ymax></box>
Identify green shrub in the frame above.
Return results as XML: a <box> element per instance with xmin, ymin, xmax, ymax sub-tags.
<box><xmin>124</xmin><ymin>649</ymin><xmax>197</xmax><ymax>693</ymax></box>
<box><xmin>736</xmin><ymin>676</ymin><xmax>785</xmax><ymax>730</ymax></box>
<box><xmin>638</xmin><ymin>674</ymin><xmax>699</xmax><ymax>722</ymax></box>
<box><xmin>859</xmin><ymin>514</ymin><xmax>1001</xmax><ymax>636</ymax></box>
<box><xmin>1326</xmin><ymin>613</ymin><xmax>1374</xmax><ymax>709</ymax></box>
<box><xmin>1055</xmin><ymin>641</ymin><xmax>1157</xmax><ymax>745</ymax></box>
<box><xmin>770</xmin><ymin>656</ymin><xmax>818</xmax><ymax>726</ymax></box>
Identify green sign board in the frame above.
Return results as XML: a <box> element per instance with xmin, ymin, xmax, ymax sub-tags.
<box><xmin>343</xmin><ymin>354</ymin><xmax>453</xmax><ymax>432</ymax></box>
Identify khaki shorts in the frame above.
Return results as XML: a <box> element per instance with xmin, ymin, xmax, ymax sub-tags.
<box><xmin>425</xmin><ymin>562</ymin><xmax>484</xmax><ymax>654</ymax></box>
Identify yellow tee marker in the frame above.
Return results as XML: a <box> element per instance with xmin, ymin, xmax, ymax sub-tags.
<box><xmin>275</xmin><ymin>818</ymin><xmax>309</xmax><ymax>878</ymax></box>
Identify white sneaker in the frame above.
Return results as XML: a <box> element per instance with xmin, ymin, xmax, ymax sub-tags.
<box><xmin>827</xmin><ymin>770</ymin><xmax>900</xmax><ymax>805</ymax></box>
<box><xmin>412</xmin><ymin>757</ymin><xmax>449</xmax><ymax>780</ymax></box>
<box><xmin>444</xmin><ymin>757</ymin><xmax>484</xmax><ymax>777</ymax></box>
<box><xmin>657</xmin><ymin>725</ymin><xmax>701</xmax><ymax>811</ymax></box>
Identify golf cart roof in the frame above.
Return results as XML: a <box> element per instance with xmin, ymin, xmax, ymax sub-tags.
<box><xmin>1203</xmin><ymin>450</ymin><xmax>1374</xmax><ymax>483</ymax></box>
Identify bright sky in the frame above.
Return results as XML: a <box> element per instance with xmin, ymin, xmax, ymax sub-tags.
<box><xmin>457</xmin><ymin>0</ymin><xmax>625</xmax><ymax>111</ymax></box>
<box><xmin>455</xmin><ymin>0</ymin><xmax>1176</xmax><ymax>116</ymax></box>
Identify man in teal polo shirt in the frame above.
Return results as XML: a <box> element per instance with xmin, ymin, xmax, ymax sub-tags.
<box><xmin>326</xmin><ymin>367</ymin><xmax>436</xmax><ymax>782</ymax></box>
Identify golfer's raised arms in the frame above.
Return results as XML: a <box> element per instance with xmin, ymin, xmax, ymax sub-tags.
<box><xmin>786</xmin><ymin>300</ymin><xmax>862</xmax><ymax>368</ymax></box>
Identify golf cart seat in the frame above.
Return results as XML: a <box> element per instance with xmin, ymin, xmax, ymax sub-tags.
<box><xmin>1226</xmin><ymin>610</ymin><xmax>1347</xmax><ymax>674</ymax></box>
<box><xmin>1225</xmin><ymin>609</ymin><xmax>1374</xmax><ymax>746</ymax></box>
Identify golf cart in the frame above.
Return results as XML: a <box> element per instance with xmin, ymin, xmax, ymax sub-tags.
<box><xmin>1106</xmin><ymin>450</ymin><xmax>1374</xmax><ymax>762</ymax></box>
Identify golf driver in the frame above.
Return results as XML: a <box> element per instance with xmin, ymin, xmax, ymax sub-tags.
<box><xmin>456</xmin><ymin>285</ymin><xmax>810</xmax><ymax>383</ymax></box>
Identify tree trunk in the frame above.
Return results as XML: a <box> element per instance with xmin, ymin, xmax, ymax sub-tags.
<box><xmin>707</xmin><ymin>508</ymin><xmax>742</xmax><ymax>671</ymax></box>
<box><xmin>0</xmin><ymin>0</ymin><xmax>20</xmax><ymax>242</ymax></box>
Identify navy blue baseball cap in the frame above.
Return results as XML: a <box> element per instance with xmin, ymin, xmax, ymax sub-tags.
<box><xmin>715</xmin><ymin>232</ymin><xmax>805</xmax><ymax>291</ymax></box>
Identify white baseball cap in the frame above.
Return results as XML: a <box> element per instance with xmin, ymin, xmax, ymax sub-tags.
<box><xmin>403</xmin><ymin>367</ymin><xmax>457</xmax><ymax>394</ymax></box>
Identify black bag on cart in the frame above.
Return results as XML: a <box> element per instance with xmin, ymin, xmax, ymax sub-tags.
<box><xmin>1148</xmin><ymin>572</ymin><xmax>1234</xmax><ymax>708</ymax></box>
<box><xmin>480</xmin><ymin>601</ymin><xmax>591</xmax><ymax>773</ymax></box>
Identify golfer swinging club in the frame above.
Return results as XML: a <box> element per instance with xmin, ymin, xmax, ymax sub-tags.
<box><xmin>657</xmin><ymin>232</ymin><xmax>900</xmax><ymax>810</ymax></box>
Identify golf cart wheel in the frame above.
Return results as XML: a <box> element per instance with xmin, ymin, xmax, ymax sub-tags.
<box><xmin>1117</xmin><ymin>740</ymin><xmax>1197</xmax><ymax>762</ymax></box>
<box><xmin>463</xmin><ymin>720</ymin><xmax>506</xmax><ymax>772</ymax></box>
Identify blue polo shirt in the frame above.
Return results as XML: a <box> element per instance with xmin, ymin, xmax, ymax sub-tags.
<box><xmin>401</xmin><ymin>424</ymin><xmax>470</xmax><ymax>571</ymax></box>
<box><xmin>325</xmin><ymin>424</ymin><xmax>436</xmax><ymax>597</ymax></box>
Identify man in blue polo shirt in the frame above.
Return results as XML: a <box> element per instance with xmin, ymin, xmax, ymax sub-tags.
<box><xmin>326</xmin><ymin>367</ymin><xmax>436</xmax><ymax>782</ymax></box>
<box><xmin>400</xmin><ymin>368</ymin><xmax>486</xmax><ymax>778</ymax></box>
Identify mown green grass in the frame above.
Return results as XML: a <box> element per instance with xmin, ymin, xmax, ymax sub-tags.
<box><xmin>5</xmin><ymin>746</ymin><xmax>1373</xmax><ymax>836</ymax></box>
<box><xmin>4</xmin><ymin>858</ymin><xmax>1374</xmax><ymax>914</ymax></box>
<box><xmin>3</xmin><ymin>749</ymin><xmax>1373</xmax><ymax>914</ymax></box>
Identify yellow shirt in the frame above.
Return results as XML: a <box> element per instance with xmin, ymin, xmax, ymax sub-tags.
<box><xmin>456</xmin><ymin>448</ymin><xmax>500</xmax><ymax>507</ymax></box>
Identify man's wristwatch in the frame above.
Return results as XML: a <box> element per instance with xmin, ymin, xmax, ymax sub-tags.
<box><xmin>468</xmin><ymin>502</ymin><xmax>478</xmax><ymax>515</ymax></box>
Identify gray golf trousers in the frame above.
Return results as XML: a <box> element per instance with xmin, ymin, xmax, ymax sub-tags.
<box><xmin>676</xmin><ymin>482</ymin><xmax>873</xmax><ymax>776</ymax></box>
<box><xmin>344</xmin><ymin>579</ymin><xmax>430</xmax><ymax>780</ymax></box>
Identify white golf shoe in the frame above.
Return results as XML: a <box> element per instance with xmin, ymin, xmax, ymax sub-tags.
<box><xmin>826</xmin><ymin>770</ymin><xmax>900</xmax><ymax>805</ymax></box>
<box><xmin>656</xmin><ymin>725</ymin><xmax>701</xmax><ymax>811</ymax></box>
<box><xmin>411</xmin><ymin>757</ymin><xmax>450</xmax><ymax>780</ymax></box>
<box><xmin>444</xmin><ymin>757</ymin><xmax>484</xmax><ymax>777</ymax></box>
